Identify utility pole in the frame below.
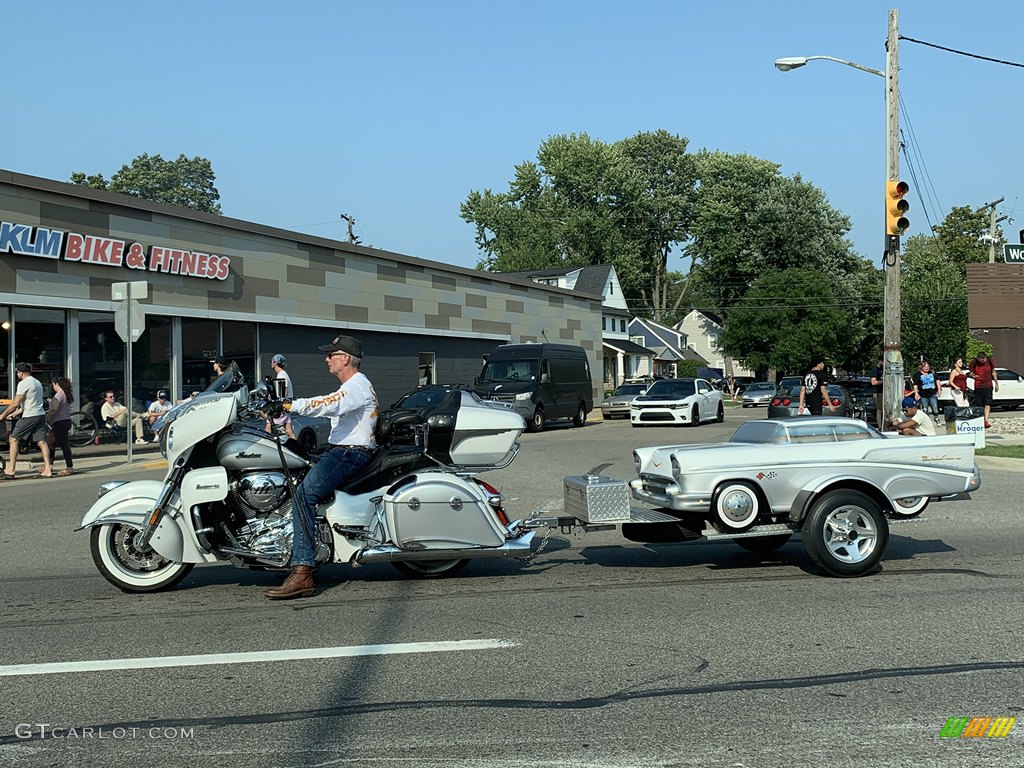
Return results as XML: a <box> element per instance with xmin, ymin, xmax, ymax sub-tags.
<box><xmin>882</xmin><ymin>8</ymin><xmax>903</xmax><ymax>429</ymax></box>
<box><xmin>978</xmin><ymin>197</ymin><xmax>1006</xmax><ymax>262</ymax></box>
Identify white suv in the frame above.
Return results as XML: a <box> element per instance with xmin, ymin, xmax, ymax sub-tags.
<box><xmin>937</xmin><ymin>367</ymin><xmax>1024</xmax><ymax>410</ymax></box>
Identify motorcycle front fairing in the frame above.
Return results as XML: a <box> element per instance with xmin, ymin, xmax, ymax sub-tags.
<box><xmin>78</xmin><ymin>477</ymin><xmax>220</xmax><ymax>564</ymax></box>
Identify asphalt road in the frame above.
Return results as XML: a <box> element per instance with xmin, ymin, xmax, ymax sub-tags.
<box><xmin>0</xmin><ymin>409</ymin><xmax>1021</xmax><ymax>767</ymax></box>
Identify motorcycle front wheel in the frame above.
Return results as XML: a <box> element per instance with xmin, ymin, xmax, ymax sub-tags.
<box><xmin>90</xmin><ymin>523</ymin><xmax>194</xmax><ymax>593</ymax></box>
<box><xmin>392</xmin><ymin>559</ymin><xmax>469</xmax><ymax>579</ymax></box>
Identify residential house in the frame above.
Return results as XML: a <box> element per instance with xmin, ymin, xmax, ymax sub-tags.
<box><xmin>675</xmin><ymin>309</ymin><xmax>753</xmax><ymax>379</ymax></box>
<box><xmin>499</xmin><ymin>264</ymin><xmax>654</xmax><ymax>385</ymax></box>
<box><xmin>628</xmin><ymin>317</ymin><xmax>707</xmax><ymax>379</ymax></box>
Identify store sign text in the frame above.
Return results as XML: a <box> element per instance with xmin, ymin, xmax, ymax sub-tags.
<box><xmin>0</xmin><ymin>219</ymin><xmax>231</xmax><ymax>280</ymax></box>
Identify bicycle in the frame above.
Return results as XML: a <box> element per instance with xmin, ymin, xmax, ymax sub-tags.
<box><xmin>69</xmin><ymin>410</ymin><xmax>99</xmax><ymax>448</ymax></box>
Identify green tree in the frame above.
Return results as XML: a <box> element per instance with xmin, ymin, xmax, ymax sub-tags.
<box><xmin>897</xmin><ymin>203</ymin><xmax>997</xmax><ymax>369</ymax></box>
<box><xmin>718</xmin><ymin>268</ymin><xmax>860</xmax><ymax>376</ymax></box>
<box><xmin>688</xmin><ymin>151</ymin><xmax>863</xmax><ymax>321</ymax></box>
<box><xmin>461</xmin><ymin>130</ymin><xmax>697</xmax><ymax>318</ymax></box>
<box><xmin>930</xmin><ymin>205</ymin><xmax>1000</xmax><ymax>276</ymax></box>
<box><xmin>71</xmin><ymin>153</ymin><xmax>222</xmax><ymax>214</ymax></box>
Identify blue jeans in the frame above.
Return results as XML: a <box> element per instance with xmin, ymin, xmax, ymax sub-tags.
<box><xmin>920</xmin><ymin>394</ymin><xmax>939</xmax><ymax>417</ymax></box>
<box><xmin>290</xmin><ymin>447</ymin><xmax>373</xmax><ymax>566</ymax></box>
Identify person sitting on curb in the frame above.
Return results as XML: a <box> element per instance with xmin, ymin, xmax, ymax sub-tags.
<box><xmin>100</xmin><ymin>390</ymin><xmax>148</xmax><ymax>443</ymax></box>
<box><xmin>887</xmin><ymin>396</ymin><xmax>936</xmax><ymax>436</ymax></box>
<box><xmin>147</xmin><ymin>390</ymin><xmax>173</xmax><ymax>439</ymax></box>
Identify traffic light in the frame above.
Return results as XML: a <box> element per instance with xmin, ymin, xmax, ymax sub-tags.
<box><xmin>886</xmin><ymin>180</ymin><xmax>910</xmax><ymax>236</ymax></box>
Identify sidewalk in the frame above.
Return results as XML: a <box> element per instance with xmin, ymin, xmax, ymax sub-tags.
<box><xmin>15</xmin><ymin>438</ymin><xmax>167</xmax><ymax>477</ymax></box>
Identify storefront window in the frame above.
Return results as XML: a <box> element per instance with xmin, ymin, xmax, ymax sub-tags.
<box><xmin>223</xmin><ymin>321</ymin><xmax>255</xmax><ymax>387</ymax></box>
<box><xmin>182</xmin><ymin>318</ymin><xmax>219</xmax><ymax>396</ymax></box>
<box><xmin>79</xmin><ymin>311</ymin><xmax>123</xmax><ymax>414</ymax></box>
<box><xmin>0</xmin><ymin>306</ymin><xmax>9</xmax><ymax>399</ymax></box>
<box><xmin>13</xmin><ymin>307</ymin><xmax>65</xmax><ymax>391</ymax></box>
<box><xmin>134</xmin><ymin>316</ymin><xmax>171</xmax><ymax>410</ymax></box>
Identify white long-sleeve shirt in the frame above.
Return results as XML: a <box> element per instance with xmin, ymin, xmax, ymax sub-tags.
<box><xmin>290</xmin><ymin>372</ymin><xmax>378</xmax><ymax>448</ymax></box>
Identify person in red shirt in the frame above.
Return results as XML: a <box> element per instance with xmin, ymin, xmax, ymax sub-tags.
<box><xmin>968</xmin><ymin>352</ymin><xmax>999</xmax><ymax>428</ymax></box>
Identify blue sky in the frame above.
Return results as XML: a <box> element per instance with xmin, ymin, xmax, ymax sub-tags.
<box><xmin>4</xmin><ymin>0</ymin><xmax>1022</xmax><ymax>274</ymax></box>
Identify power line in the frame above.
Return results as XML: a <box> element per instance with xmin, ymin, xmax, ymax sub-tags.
<box><xmin>899</xmin><ymin>35</ymin><xmax>1024</xmax><ymax>68</ymax></box>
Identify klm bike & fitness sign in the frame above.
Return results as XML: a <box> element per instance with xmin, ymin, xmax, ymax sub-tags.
<box><xmin>0</xmin><ymin>219</ymin><xmax>232</xmax><ymax>281</ymax></box>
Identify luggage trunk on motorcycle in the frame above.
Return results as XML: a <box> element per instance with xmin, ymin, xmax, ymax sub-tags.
<box><xmin>563</xmin><ymin>475</ymin><xmax>631</xmax><ymax>523</ymax></box>
<box><xmin>423</xmin><ymin>391</ymin><xmax>525</xmax><ymax>467</ymax></box>
<box><xmin>383</xmin><ymin>473</ymin><xmax>506</xmax><ymax>549</ymax></box>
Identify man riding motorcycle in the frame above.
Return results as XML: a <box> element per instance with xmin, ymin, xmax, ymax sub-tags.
<box><xmin>264</xmin><ymin>333</ymin><xmax>377</xmax><ymax>600</ymax></box>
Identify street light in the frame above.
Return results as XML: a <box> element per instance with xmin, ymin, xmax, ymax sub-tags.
<box><xmin>775</xmin><ymin>9</ymin><xmax>903</xmax><ymax>429</ymax></box>
<box><xmin>773</xmin><ymin>56</ymin><xmax>883</xmax><ymax>78</ymax></box>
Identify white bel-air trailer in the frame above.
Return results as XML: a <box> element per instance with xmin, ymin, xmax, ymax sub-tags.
<box><xmin>535</xmin><ymin>417</ymin><xmax>980</xmax><ymax>577</ymax></box>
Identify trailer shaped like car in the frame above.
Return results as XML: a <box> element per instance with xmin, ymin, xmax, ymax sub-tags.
<box><xmin>535</xmin><ymin>417</ymin><xmax>980</xmax><ymax>577</ymax></box>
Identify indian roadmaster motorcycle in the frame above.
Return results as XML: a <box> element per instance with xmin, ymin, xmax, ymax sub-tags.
<box><xmin>78</xmin><ymin>372</ymin><xmax>534</xmax><ymax>592</ymax></box>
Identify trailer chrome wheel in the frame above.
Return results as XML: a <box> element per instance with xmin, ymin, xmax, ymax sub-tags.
<box><xmin>802</xmin><ymin>490</ymin><xmax>888</xmax><ymax>577</ymax></box>
<box><xmin>392</xmin><ymin>559</ymin><xmax>469</xmax><ymax>579</ymax></box>
<box><xmin>712</xmin><ymin>482</ymin><xmax>761</xmax><ymax>531</ymax></box>
<box><xmin>891</xmin><ymin>496</ymin><xmax>929</xmax><ymax>518</ymax></box>
<box><xmin>90</xmin><ymin>523</ymin><xmax>194</xmax><ymax>593</ymax></box>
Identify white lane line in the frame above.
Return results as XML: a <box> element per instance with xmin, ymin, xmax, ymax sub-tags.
<box><xmin>0</xmin><ymin>638</ymin><xmax>517</xmax><ymax>678</ymax></box>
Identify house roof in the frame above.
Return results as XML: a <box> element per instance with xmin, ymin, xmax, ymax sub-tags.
<box><xmin>500</xmin><ymin>264</ymin><xmax>614</xmax><ymax>298</ymax></box>
<box><xmin>603</xmin><ymin>338</ymin><xmax>653</xmax><ymax>356</ymax></box>
<box><xmin>630</xmin><ymin>317</ymin><xmax>707</xmax><ymax>365</ymax></box>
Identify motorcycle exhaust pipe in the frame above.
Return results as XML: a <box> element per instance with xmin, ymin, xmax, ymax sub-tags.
<box><xmin>354</xmin><ymin>533</ymin><xmax>534</xmax><ymax>565</ymax></box>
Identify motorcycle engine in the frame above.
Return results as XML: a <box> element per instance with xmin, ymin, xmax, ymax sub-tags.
<box><xmin>224</xmin><ymin>471</ymin><xmax>330</xmax><ymax>566</ymax></box>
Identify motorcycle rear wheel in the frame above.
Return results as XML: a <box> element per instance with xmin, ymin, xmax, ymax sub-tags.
<box><xmin>392</xmin><ymin>559</ymin><xmax>469</xmax><ymax>579</ymax></box>
<box><xmin>90</xmin><ymin>523</ymin><xmax>194</xmax><ymax>593</ymax></box>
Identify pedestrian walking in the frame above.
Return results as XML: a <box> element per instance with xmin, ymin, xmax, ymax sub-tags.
<box><xmin>1</xmin><ymin>363</ymin><xmax>52</xmax><ymax>479</ymax></box>
<box><xmin>968</xmin><ymin>352</ymin><xmax>999</xmax><ymax>428</ymax></box>
<box><xmin>947</xmin><ymin>357</ymin><xmax>970</xmax><ymax>408</ymax></box>
<box><xmin>912</xmin><ymin>360</ymin><xmax>942</xmax><ymax>423</ymax></box>
<box><xmin>799</xmin><ymin>357</ymin><xmax>836</xmax><ymax>416</ymax></box>
<box><xmin>47</xmin><ymin>377</ymin><xmax>76</xmax><ymax>476</ymax></box>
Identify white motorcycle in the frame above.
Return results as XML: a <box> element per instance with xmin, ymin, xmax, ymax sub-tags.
<box><xmin>79</xmin><ymin>372</ymin><xmax>534</xmax><ymax>592</ymax></box>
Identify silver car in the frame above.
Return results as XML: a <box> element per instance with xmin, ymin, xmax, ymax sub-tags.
<box><xmin>600</xmin><ymin>382</ymin><xmax>648</xmax><ymax>419</ymax></box>
<box><xmin>740</xmin><ymin>381</ymin><xmax>776</xmax><ymax>408</ymax></box>
<box><xmin>628</xmin><ymin>417</ymin><xmax>980</xmax><ymax>576</ymax></box>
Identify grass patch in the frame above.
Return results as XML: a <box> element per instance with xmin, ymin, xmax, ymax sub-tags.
<box><xmin>976</xmin><ymin>444</ymin><xmax>1024</xmax><ymax>460</ymax></box>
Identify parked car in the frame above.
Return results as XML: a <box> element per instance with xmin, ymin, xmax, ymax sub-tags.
<box><xmin>627</xmin><ymin>416</ymin><xmax>980</xmax><ymax>575</ymax></box>
<box><xmin>777</xmin><ymin>376</ymin><xmax>801</xmax><ymax>392</ymax></box>
<box><xmin>630</xmin><ymin>377</ymin><xmax>724</xmax><ymax>427</ymax></box>
<box><xmin>600</xmin><ymin>382</ymin><xmax>649</xmax><ymax>419</ymax></box>
<box><xmin>731</xmin><ymin>376</ymin><xmax>756</xmax><ymax>396</ymax></box>
<box><xmin>834</xmin><ymin>377</ymin><xmax>878</xmax><ymax>424</ymax></box>
<box><xmin>740</xmin><ymin>381</ymin><xmax>777</xmax><ymax>408</ymax></box>
<box><xmin>768</xmin><ymin>384</ymin><xmax>854</xmax><ymax>419</ymax></box>
<box><xmin>474</xmin><ymin>343</ymin><xmax>592</xmax><ymax>432</ymax></box>
<box><xmin>936</xmin><ymin>367</ymin><xmax>1024</xmax><ymax>410</ymax></box>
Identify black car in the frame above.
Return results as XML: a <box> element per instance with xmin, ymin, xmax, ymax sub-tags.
<box><xmin>767</xmin><ymin>384</ymin><xmax>854</xmax><ymax>419</ymax></box>
<box><xmin>834</xmin><ymin>377</ymin><xmax>878</xmax><ymax>424</ymax></box>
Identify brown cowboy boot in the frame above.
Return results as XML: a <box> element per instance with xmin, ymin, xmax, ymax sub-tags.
<box><xmin>263</xmin><ymin>566</ymin><xmax>316</xmax><ymax>599</ymax></box>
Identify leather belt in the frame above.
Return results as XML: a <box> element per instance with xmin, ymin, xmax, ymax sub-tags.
<box><xmin>331</xmin><ymin>444</ymin><xmax>373</xmax><ymax>452</ymax></box>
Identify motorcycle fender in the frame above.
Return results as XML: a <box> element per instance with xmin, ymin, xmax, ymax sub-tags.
<box><xmin>78</xmin><ymin>480</ymin><xmax>214</xmax><ymax>564</ymax></box>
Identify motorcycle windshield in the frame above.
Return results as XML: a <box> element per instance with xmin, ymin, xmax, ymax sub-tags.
<box><xmin>153</xmin><ymin>371</ymin><xmax>241</xmax><ymax>434</ymax></box>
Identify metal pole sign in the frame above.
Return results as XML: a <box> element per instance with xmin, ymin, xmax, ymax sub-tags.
<box><xmin>112</xmin><ymin>281</ymin><xmax>148</xmax><ymax>463</ymax></box>
<box><xmin>1003</xmin><ymin>244</ymin><xmax>1024</xmax><ymax>263</ymax></box>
